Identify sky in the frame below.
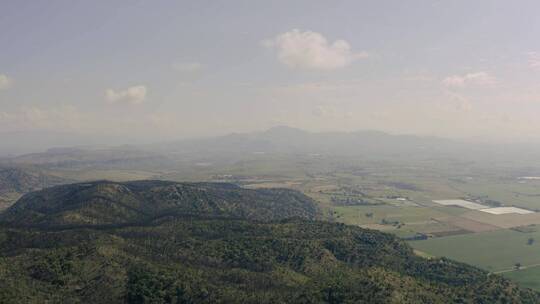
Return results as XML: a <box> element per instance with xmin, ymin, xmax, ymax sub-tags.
<box><xmin>2</xmin><ymin>0</ymin><xmax>540</xmax><ymax>152</ymax></box>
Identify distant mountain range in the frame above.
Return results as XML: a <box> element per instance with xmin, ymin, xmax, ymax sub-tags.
<box><xmin>0</xmin><ymin>180</ymin><xmax>537</xmax><ymax>303</ymax></box>
<box><xmin>3</xmin><ymin>126</ymin><xmax>540</xmax><ymax>175</ymax></box>
<box><xmin>152</xmin><ymin>126</ymin><xmax>457</xmax><ymax>157</ymax></box>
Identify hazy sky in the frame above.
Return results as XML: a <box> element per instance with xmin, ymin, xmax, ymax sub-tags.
<box><xmin>2</xmin><ymin>0</ymin><xmax>540</xmax><ymax>149</ymax></box>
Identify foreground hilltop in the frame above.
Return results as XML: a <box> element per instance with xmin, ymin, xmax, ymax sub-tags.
<box><xmin>0</xmin><ymin>180</ymin><xmax>320</xmax><ymax>228</ymax></box>
<box><xmin>0</xmin><ymin>181</ymin><xmax>538</xmax><ymax>303</ymax></box>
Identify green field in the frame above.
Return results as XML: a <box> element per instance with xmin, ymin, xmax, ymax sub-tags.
<box><xmin>410</xmin><ymin>228</ymin><xmax>540</xmax><ymax>272</ymax></box>
<box><xmin>332</xmin><ymin>205</ymin><xmax>446</xmax><ymax>226</ymax></box>
<box><xmin>503</xmin><ymin>265</ymin><xmax>540</xmax><ymax>291</ymax></box>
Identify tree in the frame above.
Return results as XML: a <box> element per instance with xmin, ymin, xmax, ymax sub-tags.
<box><xmin>515</xmin><ymin>263</ymin><xmax>522</xmax><ymax>270</ymax></box>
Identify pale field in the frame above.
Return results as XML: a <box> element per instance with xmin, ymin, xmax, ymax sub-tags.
<box><xmin>479</xmin><ymin>207</ymin><xmax>534</xmax><ymax>215</ymax></box>
<box><xmin>462</xmin><ymin>211</ymin><xmax>540</xmax><ymax>229</ymax></box>
<box><xmin>433</xmin><ymin>199</ymin><xmax>487</xmax><ymax>210</ymax></box>
<box><xmin>242</xmin><ymin>181</ymin><xmax>304</xmax><ymax>189</ymax></box>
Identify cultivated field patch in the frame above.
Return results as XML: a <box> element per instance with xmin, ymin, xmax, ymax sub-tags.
<box><xmin>433</xmin><ymin>199</ymin><xmax>486</xmax><ymax>210</ymax></box>
<box><xmin>430</xmin><ymin>229</ymin><xmax>472</xmax><ymax>237</ymax></box>
<box><xmin>435</xmin><ymin>216</ymin><xmax>499</xmax><ymax>233</ymax></box>
<box><xmin>462</xmin><ymin>211</ymin><xmax>540</xmax><ymax>229</ymax></box>
<box><xmin>479</xmin><ymin>207</ymin><xmax>534</xmax><ymax>215</ymax></box>
<box><xmin>242</xmin><ymin>181</ymin><xmax>303</xmax><ymax>189</ymax></box>
<box><xmin>405</xmin><ymin>219</ymin><xmax>464</xmax><ymax>235</ymax></box>
<box><xmin>410</xmin><ymin>228</ymin><xmax>540</xmax><ymax>272</ymax></box>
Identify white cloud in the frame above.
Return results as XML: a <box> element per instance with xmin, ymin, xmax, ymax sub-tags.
<box><xmin>105</xmin><ymin>85</ymin><xmax>147</xmax><ymax>104</ymax></box>
<box><xmin>0</xmin><ymin>74</ymin><xmax>13</xmax><ymax>90</ymax></box>
<box><xmin>172</xmin><ymin>61</ymin><xmax>204</xmax><ymax>72</ymax></box>
<box><xmin>442</xmin><ymin>72</ymin><xmax>496</xmax><ymax>88</ymax></box>
<box><xmin>263</xmin><ymin>29</ymin><xmax>368</xmax><ymax>70</ymax></box>
<box><xmin>527</xmin><ymin>52</ymin><xmax>540</xmax><ymax>69</ymax></box>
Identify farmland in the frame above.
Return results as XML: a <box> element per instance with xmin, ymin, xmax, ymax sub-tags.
<box><xmin>410</xmin><ymin>228</ymin><xmax>540</xmax><ymax>272</ymax></box>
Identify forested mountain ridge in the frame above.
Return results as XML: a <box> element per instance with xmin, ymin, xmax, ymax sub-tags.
<box><xmin>0</xmin><ymin>180</ymin><xmax>320</xmax><ymax>228</ymax></box>
<box><xmin>0</xmin><ymin>181</ymin><xmax>538</xmax><ymax>303</ymax></box>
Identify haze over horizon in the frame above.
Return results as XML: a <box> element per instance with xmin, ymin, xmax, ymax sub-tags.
<box><xmin>3</xmin><ymin>3</ymin><xmax>540</xmax><ymax>299</ymax></box>
<box><xmin>2</xmin><ymin>0</ymin><xmax>540</xmax><ymax>152</ymax></box>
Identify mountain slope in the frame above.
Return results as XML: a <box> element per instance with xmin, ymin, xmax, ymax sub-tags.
<box><xmin>0</xmin><ymin>181</ymin><xmax>538</xmax><ymax>303</ymax></box>
<box><xmin>0</xmin><ymin>166</ymin><xmax>68</xmax><ymax>210</ymax></box>
<box><xmin>0</xmin><ymin>180</ymin><xmax>320</xmax><ymax>228</ymax></box>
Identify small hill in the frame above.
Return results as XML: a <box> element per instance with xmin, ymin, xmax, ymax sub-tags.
<box><xmin>0</xmin><ymin>180</ymin><xmax>320</xmax><ymax>228</ymax></box>
<box><xmin>0</xmin><ymin>166</ymin><xmax>68</xmax><ymax>210</ymax></box>
<box><xmin>0</xmin><ymin>181</ymin><xmax>538</xmax><ymax>303</ymax></box>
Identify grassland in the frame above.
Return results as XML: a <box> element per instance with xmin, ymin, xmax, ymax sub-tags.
<box><xmin>410</xmin><ymin>228</ymin><xmax>540</xmax><ymax>272</ymax></box>
<box><xmin>333</xmin><ymin>205</ymin><xmax>444</xmax><ymax>225</ymax></box>
<box><xmin>504</xmin><ymin>266</ymin><xmax>540</xmax><ymax>291</ymax></box>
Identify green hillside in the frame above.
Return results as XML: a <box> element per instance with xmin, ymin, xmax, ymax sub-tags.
<box><xmin>0</xmin><ymin>180</ymin><xmax>320</xmax><ymax>228</ymax></box>
<box><xmin>0</xmin><ymin>181</ymin><xmax>538</xmax><ymax>303</ymax></box>
<box><xmin>0</xmin><ymin>166</ymin><xmax>68</xmax><ymax>210</ymax></box>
